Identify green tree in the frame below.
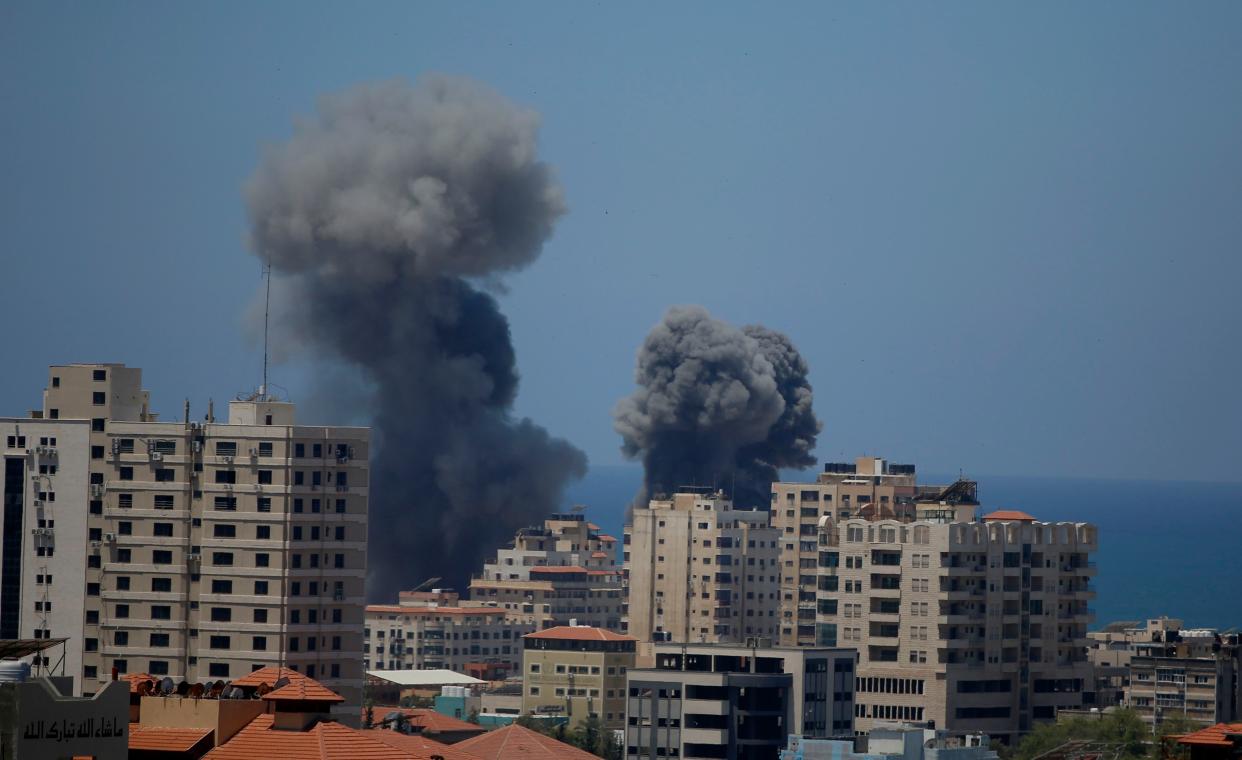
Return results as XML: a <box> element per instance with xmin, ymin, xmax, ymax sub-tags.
<box><xmin>1010</xmin><ymin>709</ymin><xmax>1153</xmax><ymax>760</ymax></box>
<box><xmin>467</xmin><ymin>708</ymin><xmax>480</xmax><ymax>725</ymax></box>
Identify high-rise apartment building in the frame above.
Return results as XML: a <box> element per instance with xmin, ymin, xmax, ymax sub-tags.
<box><xmin>624</xmin><ymin>489</ymin><xmax>781</xmax><ymax>644</ymax></box>
<box><xmin>772</xmin><ymin>457</ymin><xmax>960</xmax><ymax>647</ymax></box>
<box><xmin>469</xmin><ymin>514</ymin><xmax>624</xmax><ymax>630</ymax></box>
<box><xmin>363</xmin><ymin>592</ymin><xmax>536</xmax><ymax>673</ymax></box>
<box><xmin>625</xmin><ymin>641</ymin><xmax>856</xmax><ymax>760</ymax></box>
<box><xmin>815</xmin><ymin>506</ymin><xmax>1097</xmax><ymax>744</ymax></box>
<box><xmin>521</xmin><ymin>624</ymin><xmax>637</xmax><ymax>731</ymax></box>
<box><xmin>0</xmin><ymin>364</ymin><xmax>369</xmax><ymax>717</ymax></box>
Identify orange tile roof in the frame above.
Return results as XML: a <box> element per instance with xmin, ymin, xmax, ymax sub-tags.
<box><xmin>596</xmin><ymin>535</ymin><xmax>617</xmax><ymax>542</ymax></box>
<box><xmin>229</xmin><ymin>665</ymin><xmax>313</xmax><ymax>689</ymax></box>
<box><xmin>204</xmin><ymin>714</ymin><xmax>421</xmax><ymax>760</ymax></box>
<box><xmin>129</xmin><ymin>724</ymin><xmax>213</xmax><ymax>752</ymax></box>
<box><xmin>368</xmin><ymin>707</ymin><xmax>487</xmax><ymax>735</ymax></box>
<box><xmin>1175</xmin><ymin>723</ymin><xmax>1242</xmax><ymax>747</ymax></box>
<box><xmin>587</xmin><ymin>523</ymin><xmax>600</xmax><ymax>530</ymax></box>
<box><xmin>524</xmin><ymin>625</ymin><xmax>636</xmax><ymax>642</ymax></box>
<box><xmin>121</xmin><ymin>672</ymin><xmax>156</xmax><ymax>693</ymax></box>
<box><xmin>262</xmin><ymin>678</ymin><xmax>346</xmax><ymax>703</ymax></box>
<box><xmin>590</xmin><ymin>551</ymin><xmax>608</xmax><ymax>558</ymax></box>
<box><xmin>457</xmin><ymin>724</ymin><xmax>600</xmax><ymax>760</ymax></box>
<box><xmin>981</xmin><ymin>509</ymin><xmax>1037</xmax><ymax>522</ymax></box>
<box><xmin>362</xmin><ymin>729</ymin><xmax>484</xmax><ymax>760</ymax></box>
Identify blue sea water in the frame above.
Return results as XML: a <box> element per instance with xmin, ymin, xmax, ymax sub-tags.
<box><xmin>563</xmin><ymin>465</ymin><xmax>1242</xmax><ymax>631</ymax></box>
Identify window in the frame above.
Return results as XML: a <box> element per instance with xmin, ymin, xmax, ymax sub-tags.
<box><xmin>92</xmin><ymin>418</ymin><xmax>105</xmax><ymax>432</ymax></box>
<box><xmin>255</xmin><ymin>553</ymin><xmax>269</xmax><ymax>568</ymax></box>
<box><xmin>118</xmin><ymin>521</ymin><xmax>132</xmax><ymax>535</ymax></box>
<box><xmin>115</xmin><ymin>604</ymin><xmax>129</xmax><ymax>618</ymax></box>
<box><xmin>294</xmin><ymin>443</ymin><xmax>304</xmax><ymax>458</ymax></box>
<box><xmin>91</xmin><ymin>391</ymin><xmax>107</xmax><ymax>405</ymax></box>
<box><xmin>294</xmin><ymin>472</ymin><xmax>304</xmax><ymax>486</ymax></box>
<box><xmin>112</xmin><ymin>659</ymin><xmax>127</xmax><ymax>674</ymax></box>
<box><xmin>334</xmin><ymin>554</ymin><xmax>344</xmax><ymax>569</ymax></box>
<box><xmin>209</xmin><ymin>635</ymin><xmax>230</xmax><ymax>649</ymax></box>
<box><xmin>119</xmin><ymin>467</ymin><xmax>133</xmax><ymax>480</ymax></box>
<box><xmin>148</xmin><ymin>660</ymin><xmax>169</xmax><ymax>676</ymax></box>
<box><xmin>118</xmin><ymin>493</ymin><xmax>133</xmax><ymax>508</ymax></box>
<box><xmin>118</xmin><ymin>439</ymin><xmax>134</xmax><ymax>454</ymax></box>
<box><xmin>212</xmin><ymin>579</ymin><xmax>233</xmax><ymax>594</ymax></box>
<box><xmin>153</xmin><ymin>440</ymin><xmax>176</xmax><ymax>455</ymax></box>
<box><xmin>253</xmin><ymin>636</ymin><xmax>267</xmax><ymax>651</ymax></box>
<box><xmin>256</xmin><ymin>525</ymin><xmax>270</xmax><ymax>540</ymax></box>
<box><xmin>213</xmin><ymin>496</ymin><xmax>237</xmax><ymax>511</ymax></box>
<box><xmin>91</xmin><ymin>445</ymin><xmax>104</xmax><ymax>459</ymax></box>
<box><xmin>153</xmin><ymin>523</ymin><xmax>173</xmax><ymax>537</ymax></box>
<box><xmin>212</xmin><ymin>552</ymin><xmax>234</xmax><ymax>566</ymax></box>
<box><xmin>215</xmin><ymin>442</ymin><xmax>237</xmax><ymax>456</ymax></box>
<box><xmin>257</xmin><ymin>497</ymin><xmax>271</xmax><ymax>513</ymax></box>
<box><xmin>93</xmin><ymin>369</ymin><xmax>107</xmax><ymax>381</ymax></box>
<box><xmin>334</xmin><ymin>526</ymin><xmax>345</xmax><ymax>541</ymax></box>
<box><xmin>85</xmin><ymin>638</ymin><xmax>98</xmax><ymax>652</ymax></box>
<box><xmin>151</xmin><ymin>578</ymin><xmax>172</xmax><ymax>592</ymax></box>
<box><xmin>335</xmin><ymin>499</ymin><xmax>346</xmax><ymax>514</ymax></box>
<box><xmin>150</xmin><ymin>633</ymin><xmax>169</xmax><ymax>647</ymax></box>
<box><xmin>152</xmin><ymin>550</ymin><xmax>172</xmax><ymax>565</ymax></box>
<box><xmin>208</xmin><ymin>663</ymin><xmax>230</xmax><ymax>678</ymax></box>
<box><xmin>258</xmin><ymin>442</ymin><xmax>273</xmax><ymax>457</ymax></box>
<box><xmin>116</xmin><ymin>549</ymin><xmax>132</xmax><ymax>563</ymax></box>
<box><xmin>215</xmin><ymin>470</ymin><xmax>236</xmax><ymax>484</ymax></box>
<box><xmin>313</xmin><ymin>444</ymin><xmax>322</xmax><ymax>458</ymax></box>
<box><xmin>152</xmin><ymin>606</ymin><xmax>171</xmax><ymax>620</ymax></box>
<box><xmin>254</xmin><ymin>581</ymin><xmax>268</xmax><ymax>595</ymax></box>
<box><xmin>154</xmin><ymin>468</ymin><xmax>174</xmax><ymax>482</ymax></box>
<box><xmin>214</xmin><ymin>524</ymin><xmax>236</xmax><ymax>538</ymax></box>
<box><xmin>258</xmin><ymin>470</ymin><xmax>272</xmax><ymax>485</ymax></box>
<box><xmin>254</xmin><ymin>609</ymin><xmax>268</xmax><ymax>623</ymax></box>
<box><xmin>114</xmin><ymin>631</ymin><xmax>129</xmax><ymax>646</ymax></box>
<box><xmin>293</xmin><ymin>498</ymin><xmax>303</xmax><ymax>513</ymax></box>
<box><xmin>210</xmin><ymin>608</ymin><xmax>231</xmax><ymax>622</ymax></box>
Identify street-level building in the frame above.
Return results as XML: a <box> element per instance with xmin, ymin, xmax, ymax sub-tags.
<box><xmin>815</xmin><ymin>507</ymin><xmax>1097</xmax><ymax>744</ymax></box>
<box><xmin>624</xmin><ymin>489</ymin><xmax>780</xmax><ymax>644</ymax></box>
<box><xmin>772</xmin><ymin>457</ymin><xmax>970</xmax><ymax>647</ymax></box>
<box><xmin>2</xmin><ymin>364</ymin><xmax>370</xmax><ymax>717</ymax></box>
<box><xmin>521</xmin><ymin>624</ymin><xmax>636</xmax><ymax>731</ymax></box>
<box><xmin>626</xmin><ymin>641</ymin><xmax>856</xmax><ymax>760</ymax></box>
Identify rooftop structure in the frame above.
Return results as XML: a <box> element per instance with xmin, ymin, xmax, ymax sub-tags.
<box><xmin>456</xmin><ymin>722</ymin><xmax>602</xmax><ymax>760</ymax></box>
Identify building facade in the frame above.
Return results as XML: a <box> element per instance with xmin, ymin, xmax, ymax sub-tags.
<box><xmin>772</xmin><ymin>457</ymin><xmax>966</xmax><ymax>647</ymax></box>
<box><xmin>780</xmin><ymin>724</ymin><xmax>998</xmax><ymax>760</ymax></box>
<box><xmin>1124</xmin><ymin>626</ymin><xmax>1240</xmax><ymax>728</ymax></box>
<box><xmin>470</xmin><ymin>566</ymin><xmax>625</xmax><ymax>631</ymax></box>
<box><xmin>626</xmin><ymin>642</ymin><xmax>856</xmax><ymax>760</ymax></box>
<box><xmin>364</xmin><ymin>602</ymin><xmax>535</xmax><ymax>674</ymax></box>
<box><xmin>815</xmin><ymin>508</ymin><xmax>1097</xmax><ymax>744</ymax></box>
<box><xmin>1</xmin><ymin>364</ymin><xmax>370</xmax><ymax>714</ymax></box>
<box><xmin>477</xmin><ymin>513</ymin><xmax>618</xmax><ymax>581</ymax></box>
<box><xmin>624</xmin><ymin>489</ymin><xmax>780</xmax><ymax>644</ymax></box>
<box><xmin>521</xmin><ymin>625</ymin><xmax>637</xmax><ymax>731</ymax></box>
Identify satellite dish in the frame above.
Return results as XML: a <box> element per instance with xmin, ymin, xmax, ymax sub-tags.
<box><xmin>272</xmin><ymin>677</ymin><xmax>290</xmax><ymax>690</ymax></box>
<box><xmin>213</xmin><ymin>680</ymin><xmax>227</xmax><ymax>694</ymax></box>
<box><xmin>136</xmin><ymin>680</ymin><xmax>153</xmax><ymax>696</ymax></box>
<box><xmin>383</xmin><ymin>711</ymin><xmax>402</xmax><ymax>724</ymax></box>
<box><xmin>176</xmin><ymin>681</ymin><xmax>190</xmax><ymax>696</ymax></box>
<box><xmin>227</xmin><ymin>687</ymin><xmax>245</xmax><ymax>699</ymax></box>
<box><xmin>256</xmin><ymin>683</ymin><xmax>272</xmax><ymax>696</ymax></box>
<box><xmin>189</xmin><ymin>683</ymin><xmax>204</xmax><ymax>699</ymax></box>
<box><xmin>159</xmin><ymin>677</ymin><xmax>176</xmax><ymax>696</ymax></box>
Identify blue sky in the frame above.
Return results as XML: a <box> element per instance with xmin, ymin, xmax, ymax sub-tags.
<box><xmin>2</xmin><ymin>2</ymin><xmax>1239</xmax><ymax>481</ymax></box>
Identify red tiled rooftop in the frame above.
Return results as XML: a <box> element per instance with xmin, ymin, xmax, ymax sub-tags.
<box><xmin>121</xmin><ymin>672</ymin><xmax>156</xmax><ymax>693</ymax></box>
<box><xmin>596</xmin><ymin>535</ymin><xmax>617</xmax><ymax>542</ymax></box>
<box><xmin>362</xmin><ymin>729</ymin><xmax>484</xmax><ymax>759</ymax></box>
<box><xmin>262</xmin><ymin>678</ymin><xmax>345</xmax><ymax>703</ymax></box>
<box><xmin>456</xmin><ymin>724</ymin><xmax>599</xmax><ymax>760</ymax></box>
<box><xmin>229</xmin><ymin>666</ymin><xmax>312</xmax><ymax>689</ymax></box>
<box><xmin>204</xmin><ymin>714</ymin><xmax>418</xmax><ymax>760</ymax></box>
<box><xmin>1176</xmin><ymin>723</ymin><xmax>1242</xmax><ymax>747</ymax></box>
<box><xmin>367</xmin><ymin>707</ymin><xmax>487</xmax><ymax>735</ymax></box>
<box><xmin>129</xmin><ymin>725</ymin><xmax>213</xmax><ymax>752</ymax></box>
<box><xmin>524</xmin><ymin>625</ymin><xmax>635</xmax><ymax>642</ymax></box>
<box><xmin>590</xmin><ymin>551</ymin><xmax>608</xmax><ymax>558</ymax></box>
<box><xmin>982</xmin><ymin>509</ymin><xmax>1037</xmax><ymax>522</ymax></box>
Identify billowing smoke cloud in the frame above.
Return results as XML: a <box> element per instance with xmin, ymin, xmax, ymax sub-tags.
<box><xmin>245</xmin><ymin>75</ymin><xmax>587</xmax><ymax>599</ymax></box>
<box><xmin>614</xmin><ymin>306</ymin><xmax>820</xmax><ymax>508</ymax></box>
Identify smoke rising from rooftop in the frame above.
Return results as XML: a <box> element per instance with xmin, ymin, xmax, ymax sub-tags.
<box><xmin>245</xmin><ymin>75</ymin><xmax>587</xmax><ymax>598</ymax></box>
<box><xmin>614</xmin><ymin>306</ymin><xmax>820</xmax><ymax>508</ymax></box>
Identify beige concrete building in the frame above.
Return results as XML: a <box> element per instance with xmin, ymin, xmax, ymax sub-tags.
<box><xmin>470</xmin><ymin>566</ymin><xmax>625</xmax><ymax>631</ymax></box>
<box><xmin>521</xmin><ymin>624</ymin><xmax>637</xmax><ymax>731</ymax></box>
<box><xmin>1085</xmin><ymin>617</ymin><xmax>1184</xmax><ymax>709</ymax></box>
<box><xmin>772</xmin><ymin>457</ymin><xmax>965</xmax><ymax>647</ymax></box>
<box><xmin>624</xmin><ymin>489</ymin><xmax>780</xmax><ymax>644</ymax></box>
<box><xmin>1122</xmin><ymin>624</ymin><xmax>1240</xmax><ymax>728</ymax></box>
<box><xmin>4</xmin><ymin>363</ymin><xmax>370</xmax><ymax>717</ymax></box>
<box><xmin>363</xmin><ymin>600</ymin><xmax>535</xmax><ymax>674</ymax></box>
<box><xmin>625</xmin><ymin>641</ymin><xmax>857</xmax><ymax>759</ymax></box>
<box><xmin>477</xmin><ymin>512</ymin><xmax>618</xmax><ymax>581</ymax></box>
<box><xmin>815</xmin><ymin>507</ymin><xmax>1098</xmax><ymax>744</ymax></box>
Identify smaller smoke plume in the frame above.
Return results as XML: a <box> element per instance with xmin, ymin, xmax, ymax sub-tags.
<box><xmin>613</xmin><ymin>306</ymin><xmax>821</xmax><ymax>508</ymax></box>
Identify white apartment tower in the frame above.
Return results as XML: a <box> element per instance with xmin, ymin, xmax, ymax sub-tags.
<box><xmin>815</xmin><ymin>507</ymin><xmax>1098</xmax><ymax>744</ymax></box>
<box><xmin>0</xmin><ymin>364</ymin><xmax>370</xmax><ymax>716</ymax></box>
<box><xmin>623</xmin><ymin>489</ymin><xmax>780</xmax><ymax>644</ymax></box>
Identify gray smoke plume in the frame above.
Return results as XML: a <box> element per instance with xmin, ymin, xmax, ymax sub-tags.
<box><xmin>613</xmin><ymin>306</ymin><xmax>820</xmax><ymax>508</ymax></box>
<box><xmin>245</xmin><ymin>75</ymin><xmax>587</xmax><ymax>599</ymax></box>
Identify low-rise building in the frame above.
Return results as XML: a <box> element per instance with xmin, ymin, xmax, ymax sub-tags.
<box><xmin>364</xmin><ymin>602</ymin><xmax>535</xmax><ymax>673</ymax></box>
<box><xmin>478</xmin><ymin>513</ymin><xmax>618</xmax><ymax>581</ymax></box>
<box><xmin>470</xmin><ymin>566</ymin><xmax>625</xmax><ymax>631</ymax></box>
<box><xmin>625</xmin><ymin>641</ymin><xmax>856</xmax><ymax>760</ymax></box>
<box><xmin>781</xmin><ymin>723</ymin><xmax>998</xmax><ymax>760</ymax></box>
<box><xmin>1125</xmin><ymin>626</ymin><xmax>1240</xmax><ymax>728</ymax></box>
<box><xmin>521</xmin><ymin>625</ymin><xmax>637</xmax><ymax>731</ymax></box>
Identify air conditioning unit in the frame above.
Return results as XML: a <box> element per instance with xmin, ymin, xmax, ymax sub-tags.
<box><xmin>104</xmin><ymin>532</ymin><xmax>117</xmax><ymax>542</ymax></box>
<box><xmin>222</xmin><ymin>455</ymin><xmax>233</xmax><ymax>463</ymax></box>
<box><xmin>45</xmin><ymin>448</ymin><xmax>56</xmax><ymax>458</ymax></box>
<box><xmin>110</xmin><ymin>440</ymin><xmax>121</xmax><ymax>455</ymax></box>
<box><xmin>90</xmin><ymin>484</ymin><xmax>104</xmax><ymax>498</ymax></box>
<box><xmin>249</xmin><ymin>448</ymin><xmax>259</xmax><ymax>457</ymax></box>
<box><xmin>150</xmin><ymin>452</ymin><xmax>163</xmax><ymax>462</ymax></box>
<box><xmin>189</xmin><ymin>421</ymin><xmax>200</xmax><ymax>432</ymax></box>
<box><xmin>192</xmin><ymin>440</ymin><xmax>202</xmax><ymax>453</ymax></box>
<box><xmin>186</xmin><ymin>553</ymin><xmax>201</xmax><ymax>562</ymax></box>
<box><xmin>89</xmin><ymin>541</ymin><xmax>101</xmax><ymax>550</ymax></box>
<box><xmin>34</xmin><ymin>446</ymin><xmax>45</xmax><ymax>455</ymax></box>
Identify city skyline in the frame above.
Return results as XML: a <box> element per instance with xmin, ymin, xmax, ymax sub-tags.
<box><xmin>2</xmin><ymin>3</ymin><xmax>1240</xmax><ymax>483</ymax></box>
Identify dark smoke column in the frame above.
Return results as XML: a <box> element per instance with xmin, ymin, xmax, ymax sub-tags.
<box><xmin>245</xmin><ymin>76</ymin><xmax>587</xmax><ymax>599</ymax></box>
<box><xmin>613</xmin><ymin>306</ymin><xmax>820</xmax><ymax>508</ymax></box>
